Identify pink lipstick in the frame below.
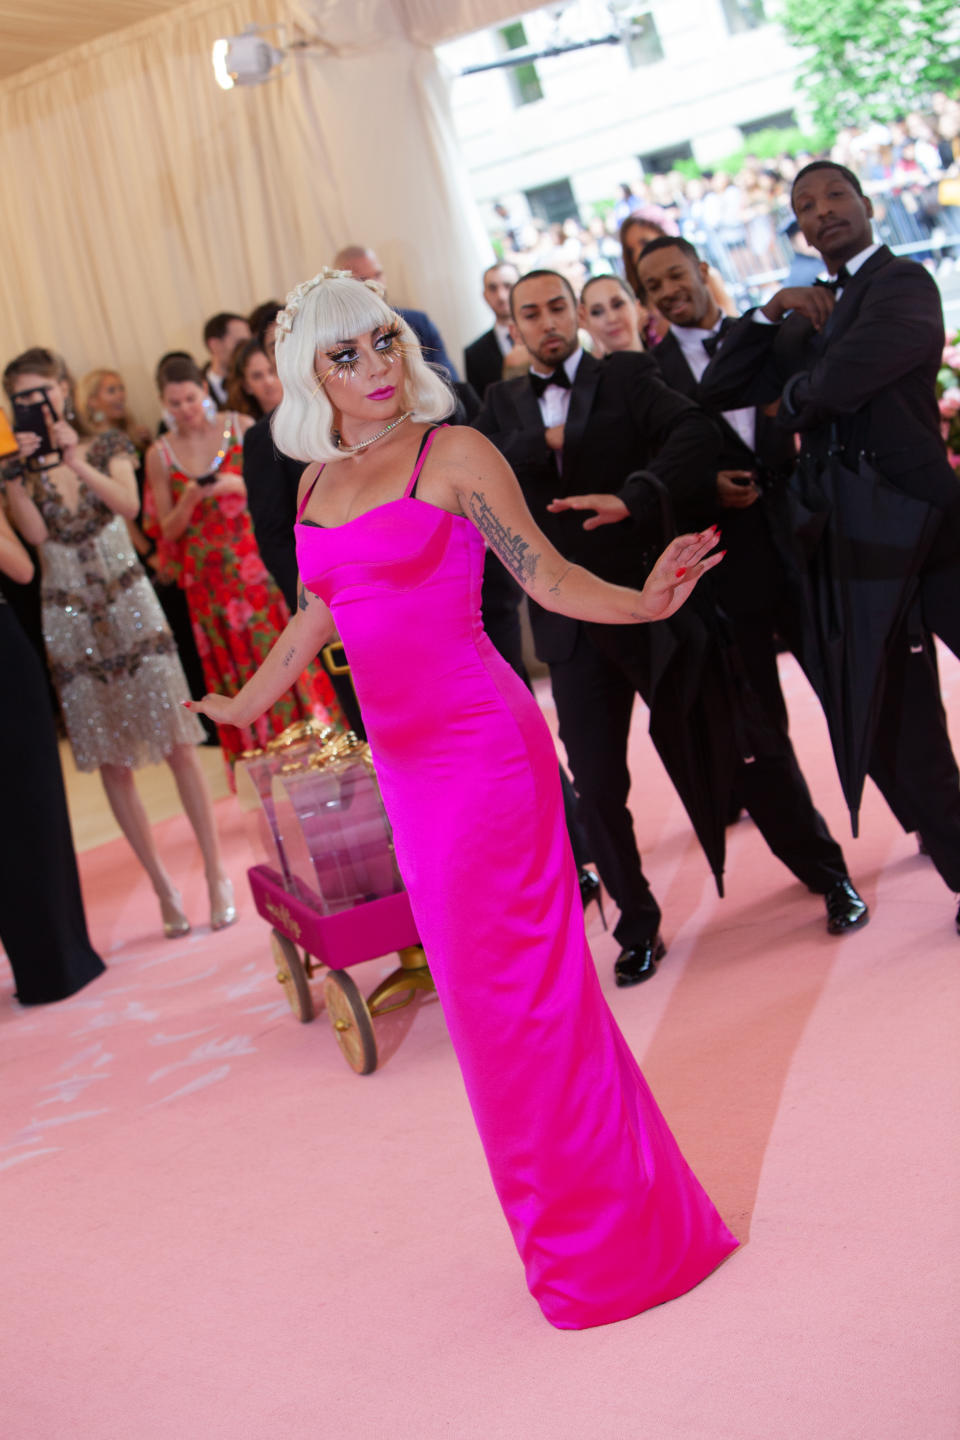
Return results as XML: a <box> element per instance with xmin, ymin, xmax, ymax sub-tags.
<box><xmin>367</xmin><ymin>386</ymin><xmax>396</xmax><ymax>401</ymax></box>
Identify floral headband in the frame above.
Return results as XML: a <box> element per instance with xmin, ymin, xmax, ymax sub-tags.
<box><xmin>275</xmin><ymin>267</ymin><xmax>388</xmax><ymax>342</ymax></box>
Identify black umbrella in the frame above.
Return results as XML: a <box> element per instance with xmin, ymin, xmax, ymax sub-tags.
<box><xmin>625</xmin><ymin>471</ymin><xmax>752</xmax><ymax>897</ymax></box>
<box><xmin>787</xmin><ymin>442</ymin><xmax>941</xmax><ymax>836</ymax></box>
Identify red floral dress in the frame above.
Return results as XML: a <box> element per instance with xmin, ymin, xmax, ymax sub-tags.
<box><xmin>155</xmin><ymin>417</ymin><xmax>338</xmax><ymax>762</ymax></box>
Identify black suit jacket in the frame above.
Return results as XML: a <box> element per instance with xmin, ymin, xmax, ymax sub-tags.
<box><xmin>464</xmin><ymin>328</ymin><xmax>505</xmax><ymax>400</ymax></box>
<box><xmin>242</xmin><ymin>413</ymin><xmax>303</xmax><ymax>613</ymax></box>
<box><xmin>653</xmin><ymin>330</ymin><xmax>796</xmax><ymax>615</ymax></box>
<box><xmin>473</xmin><ymin>350</ymin><xmax>719</xmax><ymax>662</ymax></box>
<box><xmin>700</xmin><ymin>246</ymin><xmax>960</xmax><ymax>560</ymax></box>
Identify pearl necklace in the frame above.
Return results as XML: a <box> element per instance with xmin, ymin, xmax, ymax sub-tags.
<box><xmin>337</xmin><ymin>411</ymin><xmax>412</xmax><ymax>455</ymax></box>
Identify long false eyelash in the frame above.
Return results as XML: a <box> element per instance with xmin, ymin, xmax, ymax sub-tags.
<box><xmin>319</xmin><ymin>325</ymin><xmax>409</xmax><ymax>385</ymax></box>
<box><xmin>375</xmin><ymin>325</ymin><xmax>410</xmax><ymax>366</ymax></box>
<box><xmin>324</xmin><ymin>353</ymin><xmax>362</xmax><ymax>382</ymax></box>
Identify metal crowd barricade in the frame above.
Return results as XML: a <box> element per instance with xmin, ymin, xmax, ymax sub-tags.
<box><xmin>678</xmin><ymin>180</ymin><xmax>960</xmax><ymax>310</ymax></box>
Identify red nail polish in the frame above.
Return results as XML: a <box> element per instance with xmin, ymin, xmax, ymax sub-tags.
<box><xmin>675</xmin><ymin>567</ymin><xmax>687</xmax><ymax>578</ymax></box>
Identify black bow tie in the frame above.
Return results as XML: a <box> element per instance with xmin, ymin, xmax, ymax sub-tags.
<box><xmin>813</xmin><ymin>265</ymin><xmax>851</xmax><ymax>294</ymax></box>
<box><xmin>530</xmin><ymin>367</ymin><xmax>571</xmax><ymax>399</ymax></box>
<box><xmin>702</xmin><ymin>316</ymin><xmax>735</xmax><ymax>358</ymax></box>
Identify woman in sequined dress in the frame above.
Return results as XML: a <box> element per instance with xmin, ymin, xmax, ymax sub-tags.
<box><xmin>3</xmin><ymin>348</ymin><xmax>236</xmax><ymax>938</ymax></box>
<box><xmin>144</xmin><ymin>355</ymin><xmax>337</xmax><ymax>766</ymax></box>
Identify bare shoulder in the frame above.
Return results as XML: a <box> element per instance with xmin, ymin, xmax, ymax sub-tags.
<box><xmin>144</xmin><ymin>439</ymin><xmax>165</xmax><ymax>475</ymax></box>
<box><xmin>430</xmin><ymin>423</ymin><xmax>508</xmax><ymax>476</ymax></box>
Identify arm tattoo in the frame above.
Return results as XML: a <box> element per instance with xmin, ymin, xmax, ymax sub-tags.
<box><xmin>297</xmin><ymin>581</ymin><xmax>309</xmax><ymax>612</ymax></box>
<box><xmin>548</xmin><ymin>565</ymin><xmax>572</xmax><ymax>597</ymax></box>
<box><xmin>280</xmin><ymin>646</ymin><xmax>296</xmax><ymax>669</ymax></box>
<box><xmin>468</xmin><ymin>490</ymin><xmax>539</xmax><ymax>586</ymax></box>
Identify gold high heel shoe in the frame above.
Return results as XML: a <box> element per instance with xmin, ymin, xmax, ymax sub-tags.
<box><xmin>209</xmin><ymin>877</ymin><xmax>237</xmax><ymax>931</ymax></box>
<box><xmin>159</xmin><ymin>890</ymin><xmax>191</xmax><ymax>940</ymax></box>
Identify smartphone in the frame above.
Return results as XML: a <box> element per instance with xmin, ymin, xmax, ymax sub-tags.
<box><xmin>12</xmin><ymin>388</ymin><xmax>61</xmax><ymax>470</ymax></box>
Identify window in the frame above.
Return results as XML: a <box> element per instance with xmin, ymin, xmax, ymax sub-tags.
<box><xmin>720</xmin><ymin>0</ymin><xmax>766</xmax><ymax>34</ymax></box>
<box><xmin>741</xmin><ymin>110</ymin><xmax>796</xmax><ymax>137</ymax></box>
<box><xmin>638</xmin><ymin>142</ymin><xmax>694</xmax><ymax>175</ymax></box>
<box><xmin>624</xmin><ymin>13</ymin><xmax>664</xmax><ymax>68</ymax></box>
<box><xmin>498</xmin><ymin>21</ymin><xmax>543</xmax><ymax>107</ymax></box>
<box><xmin>525</xmin><ymin>179</ymin><xmax>579</xmax><ymax>228</ymax></box>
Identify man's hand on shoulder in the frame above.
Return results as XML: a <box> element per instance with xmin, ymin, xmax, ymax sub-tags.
<box><xmin>761</xmin><ymin>286</ymin><xmax>835</xmax><ymax>330</ymax></box>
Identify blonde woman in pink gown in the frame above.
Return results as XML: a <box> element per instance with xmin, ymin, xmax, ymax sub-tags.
<box><xmin>187</xmin><ymin>270</ymin><xmax>738</xmax><ymax>1329</ymax></box>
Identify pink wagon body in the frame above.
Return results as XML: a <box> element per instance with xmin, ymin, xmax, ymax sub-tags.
<box><xmin>237</xmin><ymin>729</ymin><xmax>431</xmax><ymax>1072</ymax></box>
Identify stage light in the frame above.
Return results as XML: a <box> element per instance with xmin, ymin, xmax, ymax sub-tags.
<box><xmin>211</xmin><ymin>25</ymin><xmax>286</xmax><ymax>90</ymax></box>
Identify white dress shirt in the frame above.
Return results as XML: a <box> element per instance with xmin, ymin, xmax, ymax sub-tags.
<box><xmin>529</xmin><ymin>348</ymin><xmax>583</xmax><ymax>473</ymax></box>
<box><xmin>494</xmin><ymin>321</ymin><xmax>513</xmax><ymax>357</ymax></box>
<box><xmin>674</xmin><ymin>320</ymin><xmax>756</xmax><ymax>451</ymax></box>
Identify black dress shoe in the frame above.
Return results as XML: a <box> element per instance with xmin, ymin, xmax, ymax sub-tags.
<box><xmin>578</xmin><ymin>868</ymin><xmax>607</xmax><ymax>930</ymax></box>
<box><xmin>824</xmin><ymin>878</ymin><xmax>869</xmax><ymax>935</ymax></box>
<box><xmin>614</xmin><ymin>936</ymin><xmax>666</xmax><ymax>987</ymax></box>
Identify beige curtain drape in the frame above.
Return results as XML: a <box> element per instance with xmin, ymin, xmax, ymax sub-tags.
<box><xmin>0</xmin><ymin>0</ymin><xmax>534</xmax><ymax>422</ymax></box>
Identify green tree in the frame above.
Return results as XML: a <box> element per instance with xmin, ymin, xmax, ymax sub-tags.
<box><xmin>777</xmin><ymin>0</ymin><xmax>960</xmax><ymax>132</ymax></box>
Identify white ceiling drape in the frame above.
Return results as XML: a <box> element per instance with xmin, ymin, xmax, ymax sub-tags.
<box><xmin>0</xmin><ymin>0</ymin><xmax>536</xmax><ymax>419</ymax></box>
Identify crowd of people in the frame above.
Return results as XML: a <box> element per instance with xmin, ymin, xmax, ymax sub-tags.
<box><xmin>490</xmin><ymin>94</ymin><xmax>960</xmax><ymax>297</ymax></box>
<box><xmin>2</xmin><ymin>151</ymin><xmax>959</xmax><ymax>1330</ymax></box>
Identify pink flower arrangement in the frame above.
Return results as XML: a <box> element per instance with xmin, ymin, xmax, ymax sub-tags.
<box><xmin>938</xmin><ymin>333</ymin><xmax>960</xmax><ymax>466</ymax></box>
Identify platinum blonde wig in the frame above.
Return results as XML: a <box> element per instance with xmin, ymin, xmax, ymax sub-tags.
<box><xmin>271</xmin><ymin>268</ymin><xmax>455</xmax><ymax>464</ymax></box>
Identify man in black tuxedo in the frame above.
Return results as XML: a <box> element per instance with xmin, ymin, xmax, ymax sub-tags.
<box><xmin>465</xmin><ymin>262</ymin><xmax>521</xmax><ymax>399</ymax></box>
<box><xmin>636</xmin><ymin>236</ymin><xmax>803</xmax><ymax>733</ymax></box>
<box><xmin>475</xmin><ymin>269</ymin><xmax>867</xmax><ymax>985</ymax></box>
<box><xmin>701</xmin><ymin>160</ymin><xmax>960</xmax><ymax>931</ymax></box>
<box><xmin>202</xmin><ymin>312</ymin><xmax>250</xmax><ymax>407</ymax></box>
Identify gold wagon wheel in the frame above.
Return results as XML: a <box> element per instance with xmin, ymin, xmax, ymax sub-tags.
<box><xmin>271</xmin><ymin>929</ymin><xmax>314</xmax><ymax>1023</ymax></box>
<box><xmin>323</xmin><ymin>970</ymin><xmax>378</xmax><ymax>1075</ymax></box>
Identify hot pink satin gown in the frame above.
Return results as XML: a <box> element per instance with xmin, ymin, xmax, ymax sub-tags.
<box><xmin>296</xmin><ymin>429</ymin><xmax>737</xmax><ymax>1328</ymax></box>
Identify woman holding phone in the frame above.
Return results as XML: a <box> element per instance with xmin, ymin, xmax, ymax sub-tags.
<box><xmin>2</xmin><ymin>347</ymin><xmax>235</xmax><ymax>938</ymax></box>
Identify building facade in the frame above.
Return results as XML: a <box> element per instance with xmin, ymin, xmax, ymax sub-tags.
<box><xmin>436</xmin><ymin>0</ymin><xmax>805</xmax><ymax>226</ymax></box>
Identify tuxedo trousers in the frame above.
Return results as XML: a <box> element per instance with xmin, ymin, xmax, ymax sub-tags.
<box><xmin>549</xmin><ymin>623</ymin><xmax>848</xmax><ymax>948</ymax></box>
<box><xmin>866</xmin><ymin>561</ymin><xmax>960</xmax><ymax>892</ymax></box>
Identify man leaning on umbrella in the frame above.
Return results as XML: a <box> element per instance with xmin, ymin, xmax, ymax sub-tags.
<box><xmin>702</xmin><ymin>159</ymin><xmax>960</xmax><ymax>935</ymax></box>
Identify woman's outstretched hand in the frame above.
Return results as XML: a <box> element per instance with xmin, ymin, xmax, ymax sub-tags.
<box><xmin>182</xmin><ymin>694</ymin><xmax>244</xmax><ymax>727</ymax></box>
<box><xmin>637</xmin><ymin>527</ymin><xmax>724</xmax><ymax>621</ymax></box>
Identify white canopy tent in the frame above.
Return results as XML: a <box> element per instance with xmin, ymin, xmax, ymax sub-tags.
<box><xmin>0</xmin><ymin>0</ymin><xmax>542</xmax><ymax>417</ymax></box>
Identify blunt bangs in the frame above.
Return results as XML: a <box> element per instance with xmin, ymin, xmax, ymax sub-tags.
<box><xmin>272</xmin><ymin>273</ymin><xmax>454</xmax><ymax>465</ymax></box>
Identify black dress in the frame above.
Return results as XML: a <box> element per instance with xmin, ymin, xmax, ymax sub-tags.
<box><xmin>0</xmin><ymin>595</ymin><xmax>105</xmax><ymax>1004</ymax></box>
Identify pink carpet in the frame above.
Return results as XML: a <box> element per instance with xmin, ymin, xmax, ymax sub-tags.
<box><xmin>3</xmin><ymin>653</ymin><xmax>959</xmax><ymax>1440</ymax></box>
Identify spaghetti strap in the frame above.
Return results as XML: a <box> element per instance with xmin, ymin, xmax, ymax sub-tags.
<box><xmin>296</xmin><ymin>464</ymin><xmax>325</xmax><ymax>522</ymax></box>
<box><xmin>404</xmin><ymin>424</ymin><xmax>448</xmax><ymax>499</ymax></box>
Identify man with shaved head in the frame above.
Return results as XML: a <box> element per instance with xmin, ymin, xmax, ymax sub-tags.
<box><xmin>333</xmin><ymin>244</ymin><xmax>459</xmax><ymax>380</ymax></box>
